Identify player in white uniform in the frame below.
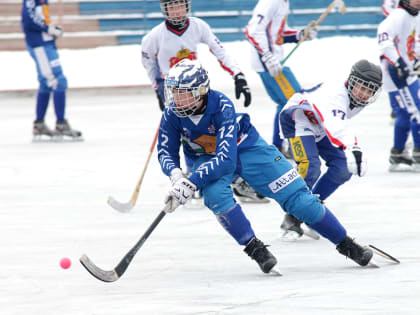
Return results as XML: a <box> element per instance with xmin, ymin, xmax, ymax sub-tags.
<box><xmin>245</xmin><ymin>0</ymin><xmax>317</xmax><ymax>158</ymax></box>
<box><xmin>278</xmin><ymin>60</ymin><xmax>382</xmax><ymax>238</ymax></box>
<box><xmin>377</xmin><ymin>0</ymin><xmax>420</xmax><ymax>171</ymax></box>
<box><xmin>142</xmin><ymin>0</ymin><xmax>265</xmax><ymax>202</ymax></box>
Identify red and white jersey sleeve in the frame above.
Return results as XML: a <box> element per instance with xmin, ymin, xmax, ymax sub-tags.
<box><xmin>141</xmin><ymin>17</ymin><xmax>241</xmax><ymax>88</ymax></box>
<box><xmin>282</xmin><ymin>82</ymin><xmax>363</xmax><ymax>149</ymax></box>
<box><xmin>377</xmin><ymin>8</ymin><xmax>417</xmax><ymax>91</ymax></box>
<box><xmin>245</xmin><ymin>0</ymin><xmax>297</xmax><ymax>72</ymax></box>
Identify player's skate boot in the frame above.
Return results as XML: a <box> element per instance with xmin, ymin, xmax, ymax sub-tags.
<box><xmin>336</xmin><ymin>236</ymin><xmax>373</xmax><ymax>267</ymax></box>
<box><xmin>412</xmin><ymin>148</ymin><xmax>420</xmax><ymax>172</ymax></box>
<box><xmin>55</xmin><ymin>119</ymin><xmax>83</xmax><ymax>141</ymax></box>
<box><xmin>244</xmin><ymin>237</ymin><xmax>277</xmax><ymax>273</ymax></box>
<box><xmin>389</xmin><ymin>148</ymin><xmax>413</xmax><ymax>172</ymax></box>
<box><xmin>277</xmin><ymin>143</ymin><xmax>293</xmax><ymax>160</ymax></box>
<box><xmin>33</xmin><ymin>120</ymin><xmax>57</xmax><ymax>141</ymax></box>
<box><xmin>280</xmin><ymin>214</ymin><xmax>304</xmax><ymax>239</ymax></box>
<box><xmin>232</xmin><ymin>177</ymin><xmax>269</xmax><ymax>203</ymax></box>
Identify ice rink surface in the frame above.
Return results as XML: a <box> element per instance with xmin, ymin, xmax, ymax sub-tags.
<box><xmin>1</xmin><ymin>84</ymin><xmax>419</xmax><ymax>315</ymax></box>
<box><xmin>1</xmin><ymin>37</ymin><xmax>420</xmax><ymax>315</ymax></box>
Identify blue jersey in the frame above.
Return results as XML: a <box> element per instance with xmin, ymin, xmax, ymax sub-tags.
<box><xmin>21</xmin><ymin>0</ymin><xmax>54</xmax><ymax>47</ymax></box>
<box><xmin>157</xmin><ymin>89</ymin><xmax>259</xmax><ymax>189</ymax></box>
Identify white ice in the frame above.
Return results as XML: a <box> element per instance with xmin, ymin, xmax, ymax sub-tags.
<box><xmin>1</xmin><ymin>37</ymin><xmax>420</xmax><ymax>315</ymax></box>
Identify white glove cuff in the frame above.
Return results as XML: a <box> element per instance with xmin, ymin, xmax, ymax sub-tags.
<box><xmin>170</xmin><ymin>168</ymin><xmax>184</xmax><ymax>184</ymax></box>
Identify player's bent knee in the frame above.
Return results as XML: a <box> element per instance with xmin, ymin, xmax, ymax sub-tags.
<box><xmin>283</xmin><ymin>188</ymin><xmax>324</xmax><ymax>225</ymax></box>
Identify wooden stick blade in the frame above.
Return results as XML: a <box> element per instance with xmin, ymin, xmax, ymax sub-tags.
<box><xmin>80</xmin><ymin>254</ymin><xmax>120</xmax><ymax>282</ymax></box>
<box><xmin>107</xmin><ymin>196</ymin><xmax>134</xmax><ymax>213</ymax></box>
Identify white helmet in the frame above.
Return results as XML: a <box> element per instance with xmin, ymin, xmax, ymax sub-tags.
<box><xmin>165</xmin><ymin>59</ymin><xmax>209</xmax><ymax>117</ymax></box>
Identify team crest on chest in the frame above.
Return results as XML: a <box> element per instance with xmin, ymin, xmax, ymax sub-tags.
<box><xmin>208</xmin><ymin>124</ymin><xmax>216</xmax><ymax>134</ymax></box>
<box><xmin>169</xmin><ymin>47</ymin><xmax>197</xmax><ymax>67</ymax></box>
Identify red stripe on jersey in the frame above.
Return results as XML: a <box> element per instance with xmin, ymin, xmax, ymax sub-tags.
<box><xmin>313</xmin><ymin>103</ymin><xmax>346</xmax><ymax>150</ymax></box>
<box><xmin>245</xmin><ymin>27</ymin><xmax>264</xmax><ymax>54</ymax></box>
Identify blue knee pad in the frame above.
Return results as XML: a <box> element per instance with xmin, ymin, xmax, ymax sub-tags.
<box><xmin>216</xmin><ymin>204</ymin><xmax>255</xmax><ymax>245</ymax></box>
<box><xmin>283</xmin><ymin>187</ymin><xmax>324</xmax><ymax>225</ymax></box>
<box><xmin>55</xmin><ymin>74</ymin><xmax>68</xmax><ymax>91</ymax></box>
<box><xmin>308</xmin><ymin>207</ymin><xmax>346</xmax><ymax>244</ymax></box>
<box><xmin>201</xmin><ymin>173</ymin><xmax>235</xmax><ymax>213</ymax></box>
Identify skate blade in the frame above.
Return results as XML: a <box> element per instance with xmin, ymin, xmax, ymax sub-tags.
<box><xmin>368</xmin><ymin>245</ymin><xmax>400</xmax><ymax>264</ymax></box>
<box><xmin>54</xmin><ymin>135</ymin><xmax>84</xmax><ymax>142</ymax></box>
<box><xmin>303</xmin><ymin>227</ymin><xmax>320</xmax><ymax>240</ymax></box>
<box><xmin>366</xmin><ymin>258</ymin><xmax>380</xmax><ymax>268</ymax></box>
<box><xmin>269</xmin><ymin>268</ymin><xmax>282</xmax><ymax>276</ymax></box>
<box><xmin>280</xmin><ymin>230</ymin><xmax>302</xmax><ymax>241</ymax></box>
<box><xmin>388</xmin><ymin>164</ymin><xmax>417</xmax><ymax>172</ymax></box>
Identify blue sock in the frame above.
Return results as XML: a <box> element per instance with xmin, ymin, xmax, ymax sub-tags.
<box><xmin>53</xmin><ymin>90</ymin><xmax>66</xmax><ymax>121</ymax></box>
<box><xmin>216</xmin><ymin>204</ymin><xmax>255</xmax><ymax>245</ymax></box>
<box><xmin>308</xmin><ymin>207</ymin><xmax>346</xmax><ymax>244</ymax></box>
<box><xmin>36</xmin><ymin>92</ymin><xmax>50</xmax><ymax>121</ymax></box>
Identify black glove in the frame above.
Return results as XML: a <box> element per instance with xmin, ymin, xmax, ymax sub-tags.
<box><xmin>414</xmin><ymin>58</ymin><xmax>420</xmax><ymax>78</ymax></box>
<box><xmin>234</xmin><ymin>73</ymin><xmax>251</xmax><ymax>107</ymax></box>
<box><xmin>155</xmin><ymin>78</ymin><xmax>165</xmax><ymax>111</ymax></box>
<box><xmin>395</xmin><ymin>57</ymin><xmax>410</xmax><ymax>81</ymax></box>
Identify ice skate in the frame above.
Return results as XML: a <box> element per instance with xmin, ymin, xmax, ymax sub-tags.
<box><xmin>277</xmin><ymin>142</ymin><xmax>293</xmax><ymax>160</ymax></box>
<box><xmin>55</xmin><ymin>119</ymin><xmax>83</xmax><ymax>141</ymax></box>
<box><xmin>412</xmin><ymin>148</ymin><xmax>420</xmax><ymax>172</ymax></box>
<box><xmin>389</xmin><ymin>148</ymin><xmax>415</xmax><ymax>172</ymax></box>
<box><xmin>336</xmin><ymin>236</ymin><xmax>373</xmax><ymax>267</ymax></box>
<box><xmin>279</xmin><ymin>213</ymin><xmax>320</xmax><ymax>240</ymax></box>
<box><xmin>32</xmin><ymin>120</ymin><xmax>58</xmax><ymax>142</ymax></box>
<box><xmin>244</xmin><ymin>237</ymin><xmax>278</xmax><ymax>274</ymax></box>
<box><xmin>232</xmin><ymin>177</ymin><xmax>269</xmax><ymax>203</ymax></box>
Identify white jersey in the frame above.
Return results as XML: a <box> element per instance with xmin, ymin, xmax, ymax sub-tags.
<box><xmin>280</xmin><ymin>81</ymin><xmax>363</xmax><ymax>149</ymax></box>
<box><xmin>377</xmin><ymin>7</ymin><xmax>418</xmax><ymax>91</ymax></box>
<box><xmin>141</xmin><ymin>17</ymin><xmax>241</xmax><ymax>89</ymax></box>
<box><xmin>245</xmin><ymin>0</ymin><xmax>298</xmax><ymax>72</ymax></box>
<box><xmin>382</xmin><ymin>0</ymin><xmax>398</xmax><ymax>16</ymax></box>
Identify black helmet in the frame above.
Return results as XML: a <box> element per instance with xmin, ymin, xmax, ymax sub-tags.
<box><xmin>160</xmin><ymin>0</ymin><xmax>191</xmax><ymax>26</ymax></box>
<box><xmin>347</xmin><ymin>59</ymin><xmax>382</xmax><ymax>107</ymax></box>
<box><xmin>399</xmin><ymin>0</ymin><xmax>420</xmax><ymax>16</ymax></box>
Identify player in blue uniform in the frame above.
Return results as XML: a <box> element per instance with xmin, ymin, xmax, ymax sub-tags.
<box><xmin>21</xmin><ymin>0</ymin><xmax>81</xmax><ymax>140</ymax></box>
<box><xmin>157</xmin><ymin>59</ymin><xmax>374</xmax><ymax>273</ymax></box>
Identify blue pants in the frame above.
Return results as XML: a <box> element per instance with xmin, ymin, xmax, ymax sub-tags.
<box><xmin>258</xmin><ymin>68</ymin><xmax>301</xmax><ymax>148</ymax></box>
<box><xmin>27</xmin><ymin>43</ymin><xmax>67</xmax><ymax>121</ymax></box>
<box><xmin>388</xmin><ymin>80</ymin><xmax>420</xmax><ymax>150</ymax></box>
<box><xmin>288</xmin><ymin>136</ymin><xmax>352</xmax><ymax>201</ymax></box>
<box><xmin>193</xmin><ymin>136</ymin><xmax>323</xmax><ymax>224</ymax></box>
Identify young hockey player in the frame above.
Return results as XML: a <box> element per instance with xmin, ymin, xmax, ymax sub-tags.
<box><xmin>278</xmin><ymin>60</ymin><xmax>383</xmax><ymax>238</ymax></box>
<box><xmin>21</xmin><ymin>0</ymin><xmax>82</xmax><ymax>141</ymax></box>
<box><xmin>377</xmin><ymin>0</ymin><xmax>420</xmax><ymax>171</ymax></box>
<box><xmin>245</xmin><ymin>0</ymin><xmax>318</xmax><ymax>158</ymax></box>
<box><xmin>157</xmin><ymin>58</ymin><xmax>376</xmax><ymax>274</ymax></box>
<box><xmin>142</xmin><ymin>0</ymin><xmax>265</xmax><ymax>202</ymax></box>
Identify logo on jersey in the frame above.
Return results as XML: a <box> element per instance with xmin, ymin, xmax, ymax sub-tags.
<box><xmin>407</xmin><ymin>30</ymin><xmax>416</xmax><ymax>61</ymax></box>
<box><xmin>193</xmin><ymin>134</ymin><xmax>217</xmax><ymax>153</ymax></box>
<box><xmin>268</xmin><ymin>168</ymin><xmax>299</xmax><ymax>193</ymax></box>
<box><xmin>275</xmin><ymin>17</ymin><xmax>287</xmax><ymax>45</ymax></box>
<box><xmin>208</xmin><ymin>124</ymin><xmax>216</xmax><ymax>134</ymax></box>
<box><xmin>169</xmin><ymin>47</ymin><xmax>197</xmax><ymax>68</ymax></box>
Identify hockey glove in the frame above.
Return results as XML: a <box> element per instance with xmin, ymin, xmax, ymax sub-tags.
<box><xmin>346</xmin><ymin>145</ymin><xmax>367</xmax><ymax>177</ymax></box>
<box><xmin>414</xmin><ymin>58</ymin><xmax>420</xmax><ymax>78</ymax></box>
<box><xmin>395</xmin><ymin>57</ymin><xmax>410</xmax><ymax>81</ymax></box>
<box><xmin>155</xmin><ymin>78</ymin><xmax>165</xmax><ymax>111</ymax></box>
<box><xmin>234</xmin><ymin>73</ymin><xmax>251</xmax><ymax>107</ymax></box>
<box><xmin>297</xmin><ymin>22</ymin><xmax>318</xmax><ymax>42</ymax></box>
<box><xmin>167</xmin><ymin>177</ymin><xmax>197</xmax><ymax>208</ymax></box>
<box><xmin>47</xmin><ymin>25</ymin><xmax>63</xmax><ymax>38</ymax></box>
<box><xmin>261</xmin><ymin>52</ymin><xmax>282</xmax><ymax>77</ymax></box>
<box><xmin>169</xmin><ymin>168</ymin><xmax>184</xmax><ymax>185</ymax></box>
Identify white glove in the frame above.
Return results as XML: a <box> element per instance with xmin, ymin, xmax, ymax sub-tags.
<box><xmin>47</xmin><ymin>25</ymin><xmax>63</xmax><ymax>38</ymax></box>
<box><xmin>167</xmin><ymin>177</ymin><xmax>197</xmax><ymax>209</ymax></box>
<box><xmin>169</xmin><ymin>168</ymin><xmax>184</xmax><ymax>185</ymax></box>
<box><xmin>297</xmin><ymin>24</ymin><xmax>318</xmax><ymax>42</ymax></box>
<box><xmin>164</xmin><ymin>195</ymin><xmax>180</xmax><ymax>213</ymax></box>
<box><xmin>261</xmin><ymin>52</ymin><xmax>282</xmax><ymax>77</ymax></box>
<box><xmin>346</xmin><ymin>145</ymin><xmax>367</xmax><ymax>177</ymax></box>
